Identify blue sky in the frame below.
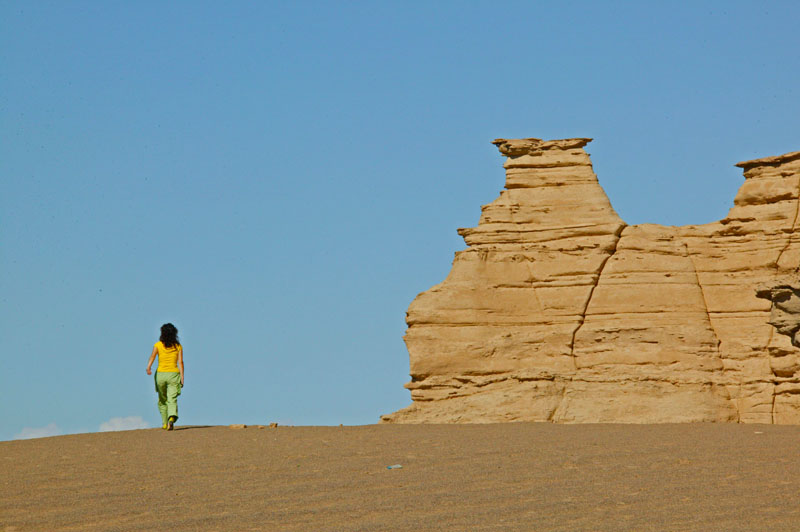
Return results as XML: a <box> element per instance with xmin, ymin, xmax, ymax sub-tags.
<box><xmin>2</xmin><ymin>1</ymin><xmax>798</xmax><ymax>440</ymax></box>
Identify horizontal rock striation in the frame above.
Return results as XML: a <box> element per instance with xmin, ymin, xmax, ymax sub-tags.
<box><xmin>383</xmin><ymin>139</ymin><xmax>800</xmax><ymax>424</ymax></box>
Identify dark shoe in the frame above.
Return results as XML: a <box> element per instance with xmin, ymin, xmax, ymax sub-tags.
<box><xmin>167</xmin><ymin>416</ymin><xmax>176</xmax><ymax>431</ymax></box>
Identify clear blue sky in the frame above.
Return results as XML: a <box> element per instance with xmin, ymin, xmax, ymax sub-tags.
<box><xmin>2</xmin><ymin>1</ymin><xmax>798</xmax><ymax>440</ymax></box>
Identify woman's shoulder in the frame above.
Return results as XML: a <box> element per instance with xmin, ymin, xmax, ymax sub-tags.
<box><xmin>155</xmin><ymin>341</ymin><xmax>181</xmax><ymax>350</ymax></box>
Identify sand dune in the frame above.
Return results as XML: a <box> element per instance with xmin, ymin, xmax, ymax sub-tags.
<box><xmin>3</xmin><ymin>423</ymin><xmax>800</xmax><ymax>531</ymax></box>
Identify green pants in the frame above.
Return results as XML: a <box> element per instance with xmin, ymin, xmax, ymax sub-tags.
<box><xmin>154</xmin><ymin>371</ymin><xmax>182</xmax><ymax>425</ymax></box>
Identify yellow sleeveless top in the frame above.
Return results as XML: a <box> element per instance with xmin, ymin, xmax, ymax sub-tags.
<box><xmin>155</xmin><ymin>341</ymin><xmax>182</xmax><ymax>372</ymax></box>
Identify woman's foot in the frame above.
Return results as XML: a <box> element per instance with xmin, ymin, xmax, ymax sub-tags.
<box><xmin>167</xmin><ymin>416</ymin><xmax>177</xmax><ymax>431</ymax></box>
<box><xmin>162</xmin><ymin>423</ymin><xmax>168</xmax><ymax>430</ymax></box>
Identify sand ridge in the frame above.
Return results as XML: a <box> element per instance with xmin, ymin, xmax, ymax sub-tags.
<box><xmin>3</xmin><ymin>423</ymin><xmax>800</xmax><ymax>531</ymax></box>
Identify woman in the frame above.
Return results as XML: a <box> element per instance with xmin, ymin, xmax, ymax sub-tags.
<box><xmin>146</xmin><ymin>323</ymin><xmax>185</xmax><ymax>430</ymax></box>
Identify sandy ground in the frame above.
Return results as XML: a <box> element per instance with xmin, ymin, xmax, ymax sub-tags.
<box><xmin>3</xmin><ymin>423</ymin><xmax>800</xmax><ymax>531</ymax></box>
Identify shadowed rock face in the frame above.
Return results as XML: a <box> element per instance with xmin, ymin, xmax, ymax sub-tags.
<box><xmin>383</xmin><ymin>138</ymin><xmax>800</xmax><ymax>424</ymax></box>
<box><xmin>757</xmin><ymin>280</ymin><xmax>800</xmax><ymax>347</ymax></box>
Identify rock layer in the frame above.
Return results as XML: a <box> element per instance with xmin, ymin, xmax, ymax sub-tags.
<box><xmin>383</xmin><ymin>138</ymin><xmax>800</xmax><ymax>424</ymax></box>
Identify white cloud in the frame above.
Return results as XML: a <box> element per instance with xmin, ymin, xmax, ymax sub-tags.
<box><xmin>14</xmin><ymin>423</ymin><xmax>62</xmax><ymax>440</ymax></box>
<box><xmin>99</xmin><ymin>416</ymin><xmax>150</xmax><ymax>432</ymax></box>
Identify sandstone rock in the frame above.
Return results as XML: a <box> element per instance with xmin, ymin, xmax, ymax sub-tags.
<box><xmin>229</xmin><ymin>424</ymin><xmax>247</xmax><ymax>429</ymax></box>
<box><xmin>756</xmin><ymin>277</ymin><xmax>800</xmax><ymax>347</ymax></box>
<box><xmin>383</xmin><ymin>139</ymin><xmax>800</xmax><ymax>424</ymax></box>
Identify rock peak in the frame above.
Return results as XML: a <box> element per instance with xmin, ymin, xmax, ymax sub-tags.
<box><xmin>492</xmin><ymin>137</ymin><xmax>593</xmax><ymax>157</ymax></box>
<box><xmin>736</xmin><ymin>151</ymin><xmax>800</xmax><ymax>171</ymax></box>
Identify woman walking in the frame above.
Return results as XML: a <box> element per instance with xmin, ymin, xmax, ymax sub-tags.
<box><xmin>146</xmin><ymin>323</ymin><xmax>184</xmax><ymax>430</ymax></box>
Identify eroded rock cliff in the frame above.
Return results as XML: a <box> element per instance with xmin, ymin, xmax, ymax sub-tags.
<box><xmin>383</xmin><ymin>138</ymin><xmax>800</xmax><ymax>424</ymax></box>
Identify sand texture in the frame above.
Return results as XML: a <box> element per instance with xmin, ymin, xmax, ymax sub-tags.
<box><xmin>3</xmin><ymin>423</ymin><xmax>800</xmax><ymax>531</ymax></box>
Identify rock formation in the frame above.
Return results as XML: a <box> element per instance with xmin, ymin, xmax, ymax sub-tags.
<box><xmin>383</xmin><ymin>138</ymin><xmax>800</xmax><ymax>424</ymax></box>
<box><xmin>756</xmin><ymin>278</ymin><xmax>800</xmax><ymax>347</ymax></box>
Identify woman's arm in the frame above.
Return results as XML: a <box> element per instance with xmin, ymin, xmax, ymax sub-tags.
<box><xmin>178</xmin><ymin>346</ymin><xmax>184</xmax><ymax>386</ymax></box>
<box><xmin>146</xmin><ymin>345</ymin><xmax>157</xmax><ymax>375</ymax></box>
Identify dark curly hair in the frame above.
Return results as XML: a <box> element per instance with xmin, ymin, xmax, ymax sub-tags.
<box><xmin>160</xmin><ymin>323</ymin><xmax>180</xmax><ymax>348</ymax></box>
